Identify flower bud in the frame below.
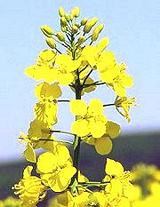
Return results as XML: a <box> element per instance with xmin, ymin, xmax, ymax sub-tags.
<box><xmin>78</xmin><ymin>36</ymin><xmax>85</xmax><ymax>44</ymax></box>
<box><xmin>40</xmin><ymin>25</ymin><xmax>54</xmax><ymax>37</ymax></box>
<box><xmin>69</xmin><ymin>14</ymin><xmax>74</xmax><ymax>21</ymax></box>
<box><xmin>83</xmin><ymin>17</ymin><xmax>98</xmax><ymax>33</ymax></box>
<box><xmin>61</xmin><ymin>26</ymin><xmax>67</xmax><ymax>32</ymax></box>
<box><xmin>74</xmin><ymin>23</ymin><xmax>80</xmax><ymax>28</ymax></box>
<box><xmin>64</xmin><ymin>14</ymin><xmax>71</xmax><ymax>21</ymax></box>
<box><xmin>60</xmin><ymin>17</ymin><xmax>67</xmax><ymax>26</ymax></box>
<box><xmin>46</xmin><ymin>38</ymin><xmax>56</xmax><ymax>49</ymax></box>
<box><xmin>58</xmin><ymin>7</ymin><xmax>65</xmax><ymax>17</ymax></box>
<box><xmin>71</xmin><ymin>7</ymin><xmax>80</xmax><ymax>18</ymax></box>
<box><xmin>81</xmin><ymin>18</ymin><xmax>88</xmax><ymax>26</ymax></box>
<box><xmin>72</xmin><ymin>25</ymin><xmax>79</xmax><ymax>33</ymax></box>
<box><xmin>91</xmin><ymin>24</ymin><xmax>104</xmax><ymax>41</ymax></box>
<box><xmin>56</xmin><ymin>31</ymin><xmax>65</xmax><ymax>42</ymax></box>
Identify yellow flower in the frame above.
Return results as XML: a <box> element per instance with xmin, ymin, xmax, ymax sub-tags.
<box><xmin>115</xmin><ymin>96</ymin><xmax>136</xmax><ymax>122</ymax></box>
<box><xmin>100</xmin><ymin>63</ymin><xmax>133</xmax><ymax>97</ymax></box>
<box><xmin>37</xmin><ymin>143</ymin><xmax>76</xmax><ymax>192</ymax></box>
<box><xmin>104</xmin><ymin>159</ymin><xmax>132</xmax><ymax>199</ymax></box>
<box><xmin>80</xmin><ymin>38</ymin><xmax>109</xmax><ymax>68</ymax></box>
<box><xmin>25</xmin><ymin>50</ymin><xmax>57</xmax><ymax>83</ymax></box>
<box><xmin>14</xmin><ymin>166</ymin><xmax>46</xmax><ymax>207</ymax></box>
<box><xmin>54</xmin><ymin>54</ymin><xmax>80</xmax><ymax>85</ymax></box>
<box><xmin>70</xmin><ymin>99</ymin><xmax>107</xmax><ymax>138</ymax></box>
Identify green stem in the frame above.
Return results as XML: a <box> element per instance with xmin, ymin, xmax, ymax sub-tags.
<box><xmin>82</xmin><ymin>69</ymin><xmax>93</xmax><ymax>85</ymax></box>
<box><xmin>73</xmin><ymin>80</ymin><xmax>82</xmax><ymax>180</ymax></box>
<box><xmin>50</xmin><ymin>130</ymin><xmax>76</xmax><ymax>136</ymax></box>
<box><xmin>103</xmin><ymin>103</ymin><xmax>115</xmax><ymax>107</ymax></box>
<box><xmin>57</xmin><ymin>99</ymin><xmax>70</xmax><ymax>103</ymax></box>
<box><xmin>78</xmin><ymin>181</ymin><xmax>110</xmax><ymax>188</ymax></box>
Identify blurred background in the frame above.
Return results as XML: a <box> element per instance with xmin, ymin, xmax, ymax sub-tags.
<box><xmin>0</xmin><ymin>0</ymin><xmax>160</xmax><ymax>204</ymax></box>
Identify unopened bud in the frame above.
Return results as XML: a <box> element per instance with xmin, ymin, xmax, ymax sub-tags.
<box><xmin>83</xmin><ymin>17</ymin><xmax>98</xmax><ymax>33</ymax></box>
<box><xmin>71</xmin><ymin>7</ymin><xmax>80</xmax><ymax>18</ymax></box>
<box><xmin>61</xmin><ymin>26</ymin><xmax>67</xmax><ymax>32</ymax></box>
<box><xmin>81</xmin><ymin>18</ymin><xmax>88</xmax><ymax>26</ymax></box>
<box><xmin>46</xmin><ymin>38</ymin><xmax>56</xmax><ymax>49</ymax></box>
<box><xmin>60</xmin><ymin>17</ymin><xmax>67</xmax><ymax>26</ymax></box>
<box><xmin>64</xmin><ymin>14</ymin><xmax>71</xmax><ymax>21</ymax></box>
<box><xmin>56</xmin><ymin>31</ymin><xmax>65</xmax><ymax>42</ymax></box>
<box><xmin>91</xmin><ymin>24</ymin><xmax>104</xmax><ymax>41</ymax></box>
<box><xmin>40</xmin><ymin>25</ymin><xmax>54</xmax><ymax>37</ymax></box>
<box><xmin>69</xmin><ymin>14</ymin><xmax>74</xmax><ymax>21</ymax></box>
<box><xmin>78</xmin><ymin>36</ymin><xmax>85</xmax><ymax>44</ymax></box>
<box><xmin>72</xmin><ymin>25</ymin><xmax>79</xmax><ymax>33</ymax></box>
<box><xmin>75</xmin><ymin>23</ymin><xmax>80</xmax><ymax>28</ymax></box>
<box><xmin>58</xmin><ymin>7</ymin><xmax>65</xmax><ymax>17</ymax></box>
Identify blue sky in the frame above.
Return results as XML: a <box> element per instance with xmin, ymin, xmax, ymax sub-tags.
<box><xmin>0</xmin><ymin>0</ymin><xmax>160</xmax><ymax>162</ymax></box>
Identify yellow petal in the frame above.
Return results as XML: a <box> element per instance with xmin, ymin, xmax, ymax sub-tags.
<box><xmin>50</xmin><ymin>167</ymin><xmax>76</xmax><ymax>192</ymax></box>
<box><xmin>23</xmin><ymin>166</ymin><xmax>33</xmax><ymax>178</ymax></box>
<box><xmin>88</xmin><ymin>99</ymin><xmax>104</xmax><ymax>114</ymax></box>
<box><xmin>106</xmin><ymin>121</ymin><xmax>121</xmax><ymax>139</ymax></box>
<box><xmin>70</xmin><ymin>99</ymin><xmax>87</xmax><ymax>116</ymax></box>
<box><xmin>55</xmin><ymin>144</ymin><xmax>71</xmax><ymax>166</ymax></box>
<box><xmin>105</xmin><ymin>158</ymin><xmax>124</xmax><ymax>176</ymax></box>
<box><xmin>24</xmin><ymin>144</ymin><xmax>36</xmax><ymax>163</ymax></box>
<box><xmin>37</xmin><ymin>152</ymin><xmax>57</xmax><ymax>173</ymax></box>
<box><xmin>35</xmin><ymin>82</ymin><xmax>62</xmax><ymax>100</ymax></box>
<box><xmin>38</xmin><ymin>49</ymin><xmax>56</xmax><ymax>62</ymax></box>
<box><xmin>89</xmin><ymin>120</ymin><xmax>106</xmax><ymax>138</ymax></box>
<box><xmin>95</xmin><ymin>137</ymin><xmax>112</xmax><ymax>155</ymax></box>
<box><xmin>113</xmin><ymin>82</ymin><xmax>126</xmax><ymax>97</ymax></box>
<box><xmin>71</xmin><ymin>119</ymin><xmax>90</xmax><ymax>137</ymax></box>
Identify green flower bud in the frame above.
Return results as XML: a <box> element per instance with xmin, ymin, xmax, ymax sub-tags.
<box><xmin>56</xmin><ymin>31</ymin><xmax>65</xmax><ymax>42</ymax></box>
<box><xmin>78</xmin><ymin>36</ymin><xmax>85</xmax><ymax>44</ymax></box>
<box><xmin>61</xmin><ymin>26</ymin><xmax>67</xmax><ymax>32</ymax></box>
<box><xmin>75</xmin><ymin>23</ymin><xmax>80</xmax><ymax>28</ymax></box>
<box><xmin>64</xmin><ymin>14</ymin><xmax>71</xmax><ymax>21</ymax></box>
<box><xmin>71</xmin><ymin>7</ymin><xmax>80</xmax><ymax>18</ymax></box>
<box><xmin>70</xmin><ymin>14</ymin><xmax>74</xmax><ymax>21</ymax></box>
<box><xmin>83</xmin><ymin>17</ymin><xmax>98</xmax><ymax>33</ymax></box>
<box><xmin>81</xmin><ymin>18</ymin><xmax>88</xmax><ymax>26</ymax></box>
<box><xmin>60</xmin><ymin>17</ymin><xmax>67</xmax><ymax>26</ymax></box>
<box><xmin>91</xmin><ymin>24</ymin><xmax>104</xmax><ymax>41</ymax></box>
<box><xmin>46</xmin><ymin>38</ymin><xmax>56</xmax><ymax>49</ymax></box>
<box><xmin>72</xmin><ymin>25</ymin><xmax>79</xmax><ymax>33</ymax></box>
<box><xmin>40</xmin><ymin>25</ymin><xmax>54</xmax><ymax>37</ymax></box>
<box><xmin>58</xmin><ymin>7</ymin><xmax>65</xmax><ymax>17</ymax></box>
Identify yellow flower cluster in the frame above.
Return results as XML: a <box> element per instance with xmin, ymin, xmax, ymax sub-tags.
<box><xmin>14</xmin><ymin>6</ymin><xmax>136</xmax><ymax>207</ymax></box>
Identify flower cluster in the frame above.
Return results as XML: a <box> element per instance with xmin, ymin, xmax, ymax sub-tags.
<box><xmin>14</xmin><ymin>6</ymin><xmax>136</xmax><ymax>207</ymax></box>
